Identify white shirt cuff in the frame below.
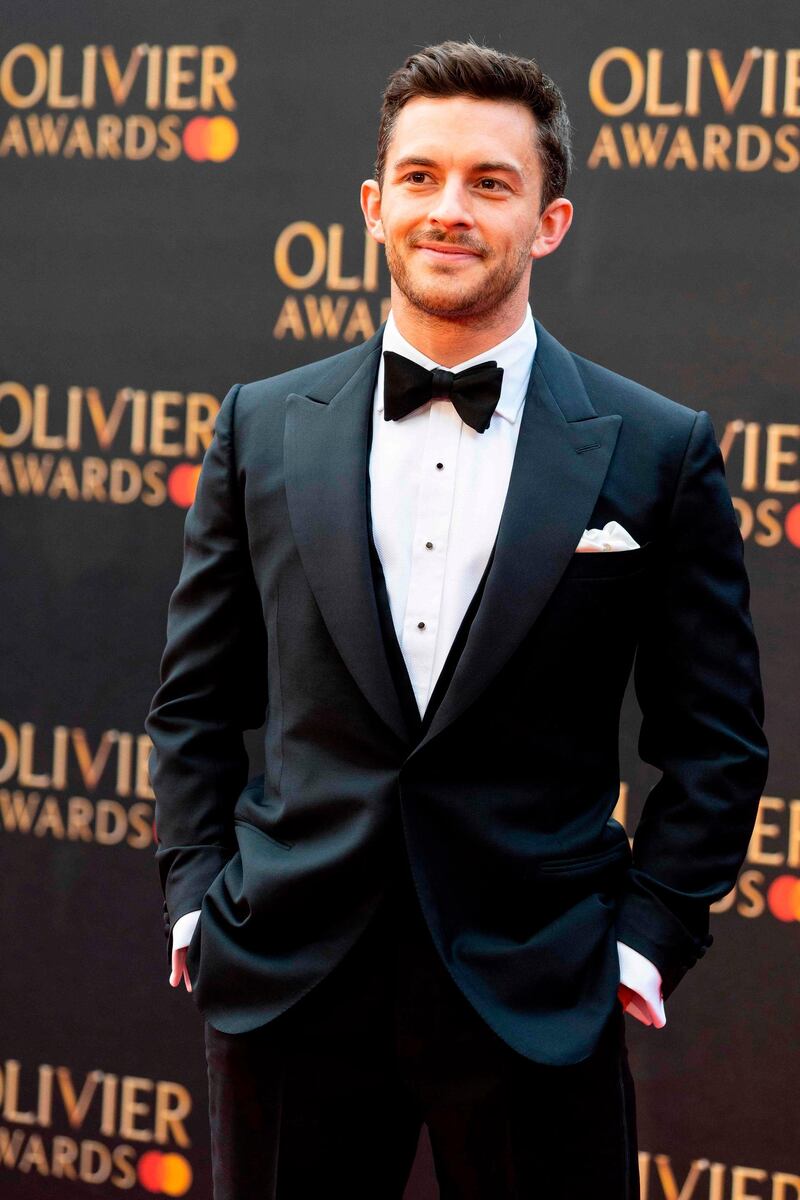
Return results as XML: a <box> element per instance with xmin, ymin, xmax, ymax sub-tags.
<box><xmin>171</xmin><ymin>909</ymin><xmax>201</xmax><ymax>951</ymax></box>
<box><xmin>617</xmin><ymin>940</ymin><xmax>667</xmax><ymax>1027</ymax></box>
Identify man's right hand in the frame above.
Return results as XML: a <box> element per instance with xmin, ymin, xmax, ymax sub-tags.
<box><xmin>169</xmin><ymin>909</ymin><xmax>201</xmax><ymax>991</ymax></box>
<box><xmin>170</xmin><ymin>946</ymin><xmax>192</xmax><ymax>991</ymax></box>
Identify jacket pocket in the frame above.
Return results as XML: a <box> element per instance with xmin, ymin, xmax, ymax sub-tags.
<box><xmin>538</xmin><ymin>834</ymin><xmax>632</xmax><ymax>877</ymax></box>
<box><xmin>233</xmin><ymin>817</ymin><xmax>293</xmax><ymax>850</ymax></box>
<box><xmin>560</xmin><ymin>540</ymin><xmax>656</xmax><ymax>580</ymax></box>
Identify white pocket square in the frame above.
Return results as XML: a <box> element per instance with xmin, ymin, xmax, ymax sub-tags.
<box><xmin>575</xmin><ymin>521</ymin><xmax>640</xmax><ymax>553</ymax></box>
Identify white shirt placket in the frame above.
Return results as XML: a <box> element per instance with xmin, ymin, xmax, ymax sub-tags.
<box><xmin>401</xmin><ymin>400</ymin><xmax>463</xmax><ymax>712</ymax></box>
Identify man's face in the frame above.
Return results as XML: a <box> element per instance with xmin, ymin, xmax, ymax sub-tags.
<box><xmin>367</xmin><ymin>95</ymin><xmax>547</xmax><ymax>321</ymax></box>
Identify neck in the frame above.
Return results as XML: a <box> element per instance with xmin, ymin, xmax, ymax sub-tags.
<box><xmin>389</xmin><ymin>285</ymin><xmax>531</xmax><ymax>367</ymax></box>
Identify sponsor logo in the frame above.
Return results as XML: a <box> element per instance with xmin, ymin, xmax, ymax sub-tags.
<box><xmin>0</xmin><ymin>381</ymin><xmax>218</xmax><ymax>506</ymax></box>
<box><xmin>0</xmin><ymin>1057</ymin><xmax>194</xmax><ymax>1193</ymax></box>
<box><xmin>0</xmin><ymin>719</ymin><xmax>155</xmax><ymax>849</ymax></box>
<box><xmin>0</xmin><ymin>43</ymin><xmax>238</xmax><ymax>163</ymax></box>
<box><xmin>712</xmin><ymin>795</ymin><xmax>800</xmax><ymax>922</ymax></box>
<box><xmin>719</xmin><ymin>420</ymin><xmax>800</xmax><ymax>550</ymax></box>
<box><xmin>587</xmin><ymin>48</ymin><xmax>800</xmax><ymax>174</ymax></box>
<box><xmin>272</xmin><ymin>221</ymin><xmax>390</xmax><ymax>343</ymax></box>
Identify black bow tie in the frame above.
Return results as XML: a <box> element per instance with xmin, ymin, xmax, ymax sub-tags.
<box><xmin>382</xmin><ymin>351</ymin><xmax>504</xmax><ymax>434</ymax></box>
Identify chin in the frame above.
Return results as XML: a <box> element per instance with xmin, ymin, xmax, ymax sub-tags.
<box><xmin>410</xmin><ymin>293</ymin><xmax>489</xmax><ymax>319</ymax></box>
<box><xmin>402</xmin><ymin>276</ymin><xmax>481</xmax><ymax>313</ymax></box>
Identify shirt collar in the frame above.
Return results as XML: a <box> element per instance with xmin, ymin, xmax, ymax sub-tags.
<box><xmin>377</xmin><ymin>305</ymin><xmax>537</xmax><ymax>425</ymax></box>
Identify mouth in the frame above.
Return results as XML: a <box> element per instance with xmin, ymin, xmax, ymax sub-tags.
<box><xmin>413</xmin><ymin>243</ymin><xmax>483</xmax><ymax>263</ymax></box>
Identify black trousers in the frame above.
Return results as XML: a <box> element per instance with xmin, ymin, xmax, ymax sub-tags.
<box><xmin>202</xmin><ymin>860</ymin><xmax>639</xmax><ymax>1199</ymax></box>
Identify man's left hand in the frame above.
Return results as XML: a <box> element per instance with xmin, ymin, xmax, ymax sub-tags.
<box><xmin>617</xmin><ymin>941</ymin><xmax>667</xmax><ymax>1027</ymax></box>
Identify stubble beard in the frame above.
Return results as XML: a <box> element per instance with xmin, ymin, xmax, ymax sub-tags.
<box><xmin>384</xmin><ymin>235</ymin><xmax>533</xmax><ymax>322</ymax></box>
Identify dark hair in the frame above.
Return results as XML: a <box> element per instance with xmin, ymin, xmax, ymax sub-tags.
<box><xmin>375</xmin><ymin>40</ymin><xmax>573</xmax><ymax>213</ymax></box>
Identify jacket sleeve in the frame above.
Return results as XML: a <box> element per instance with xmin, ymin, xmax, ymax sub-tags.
<box><xmin>145</xmin><ymin>383</ymin><xmax>268</xmax><ymax>961</ymax></box>
<box><xmin>615</xmin><ymin>409</ymin><xmax>769</xmax><ymax>998</ymax></box>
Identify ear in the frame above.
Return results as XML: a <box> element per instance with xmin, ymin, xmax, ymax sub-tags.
<box><xmin>529</xmin><ymin>197</ymin><xmax>574</xmax><ymax>262</ymax></box>
<box><xmin>360</xmin><ymin>179</ymin><xmax>385</xmax><ymax>244</ymax></box>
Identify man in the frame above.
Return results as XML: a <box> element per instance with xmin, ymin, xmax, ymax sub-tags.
<box><xmin>146</xmin><ymin>40</ymin><xmax>768</xmax><ymax>1199</ymax></box>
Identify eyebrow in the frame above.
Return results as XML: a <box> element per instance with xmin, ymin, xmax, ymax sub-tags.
<box><xmin>392</xmin><ymin>155</ymin><xmax>524</xmax><ymax>181</ymax></box>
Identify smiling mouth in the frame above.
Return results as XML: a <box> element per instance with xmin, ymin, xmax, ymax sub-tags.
<box><xmin>414</xmin><ymin>244</ymin><xmax>483</xmax><ymax>261</ymax></box>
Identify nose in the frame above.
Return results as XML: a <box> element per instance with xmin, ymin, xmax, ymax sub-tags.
<box><xmin>426</xmin><ymin>177</ymin><xmax>475</xmax><ymax>230</ymax></box>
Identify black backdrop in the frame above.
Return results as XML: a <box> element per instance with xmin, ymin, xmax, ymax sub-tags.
<box><xmin>1</xmin><ymin>2</ymin><xmax>798</xmax><ymax>1196</ymax></box>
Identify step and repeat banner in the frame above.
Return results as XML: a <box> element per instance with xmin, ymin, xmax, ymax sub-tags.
<box><xmin>1</xmin><ymin>2</ymin><xmax>797</xmax><ymax>1197</ymax></box>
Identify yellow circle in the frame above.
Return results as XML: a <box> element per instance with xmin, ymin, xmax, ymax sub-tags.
<box><xmin>207</xmin><ymin>116</ymin><xmax>239</xmax><ymax>162</ymax></box>
<box><xmin>161</xmin><ymin>1153</ymin><xmax>193</xmax><ymax>1197</ymax></box>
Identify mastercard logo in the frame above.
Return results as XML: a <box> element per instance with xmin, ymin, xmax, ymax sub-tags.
<box><xmin>168</xmin><ymin>463</ymin><xmax>202</xmax><ymax>508</ymax></box>
<box><xmin>182</xmin><ymin>116</ymin><xmax>239</xmax><ymax>162</ymax></box>
<box><xmin>766</xmin><ymin>875</ymin><xmax>800</xmax><ymax>922</ymax></box>
<box><xmin>138</xmin><ymin>1150</ymin><xmax>192</xmax><ymax>1196</ymax></box>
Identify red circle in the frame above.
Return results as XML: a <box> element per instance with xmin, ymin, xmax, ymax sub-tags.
<box><xmin>784</xmin><ymin>504</ymin><xmax>800</xmax><ymax>548</ymax></box>
<box><xmin>183</xmin><ymin>117</ymin><xmax>210</xmax><ymax>162</ymax></box>
<box><xmin>168</xmin><ymin>463</ymin><xmax>201</xmax><ymax>508</ymax></box>
<box><xmin>767</xmin><ymin>875</ymin><xmax>800</xmax><ymax>922</ymax></box>
<box><xmin>138</xmin><ymin>1150</ymin><xmax>164</xmax><ymax>1192</ymax></box>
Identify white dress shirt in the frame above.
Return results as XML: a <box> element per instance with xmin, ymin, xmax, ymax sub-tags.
<box><xmin>171</xmin><ymin>304</ymin><xmax>667</xmax><ymax>1028</ymax></box>
<box><xmin>371</xmin><ymin>308</ymin><xmax>535</xmax><ymax>714</ymax></box>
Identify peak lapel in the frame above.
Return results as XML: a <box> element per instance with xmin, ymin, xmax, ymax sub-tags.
<box><xmin>414</xmin><ymin>321</ymin><xmax>622</xmax><ymax>753</ymax></box>
<box><xmin>284</xmin><ymin>332</ymin><xmax>412</xmax><ymax>745</ymax></box>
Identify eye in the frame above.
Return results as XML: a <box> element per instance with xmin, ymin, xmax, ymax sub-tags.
<box><xmin>404</xmin><ymin>171</ymin><xmax>432</xmax><ymax>184</ymax></box>
<box><xmin>476</xmin><ymin>178</ymin><xmax>509</xmax><ymax>191</ymax></box>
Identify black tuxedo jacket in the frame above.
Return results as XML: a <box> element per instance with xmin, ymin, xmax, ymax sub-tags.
<box><xmin>145</xmin><ymin>318</ymin><xmax>768</xmax><ymax>1066</ymax></box>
